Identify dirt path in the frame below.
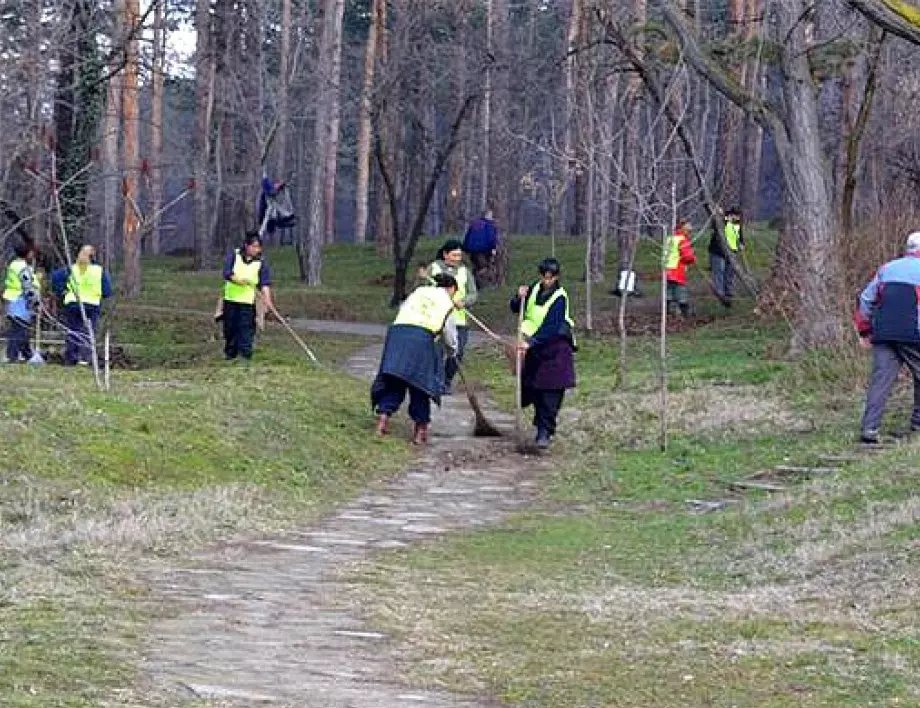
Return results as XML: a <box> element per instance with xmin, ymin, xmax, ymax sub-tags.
<box><xmin>142</xmin><ymin>335</ymin><xmax>551</xmax><ymax>706</ymax></box>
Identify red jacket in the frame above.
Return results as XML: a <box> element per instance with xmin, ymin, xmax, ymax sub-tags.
<box><xmin>666</xmin><ymin>228</ymin><xmax>696</xmax><ymax>285</ymax></box>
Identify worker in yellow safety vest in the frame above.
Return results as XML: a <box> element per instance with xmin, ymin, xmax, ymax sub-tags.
<box><xmin>221</xmin><ymin>232</ymin><xmax>273</xmax><ymax>361</ymax></box>
<box><xmin>511</xmin><ymin>258</ymin><xmax>577</xmax><ymax>449</ymax></box>
<box><xmin>371</xmin><ymin>273</ymin><xmax>459</xmax><ymax>444</ymax></box>
<box><xmin>3</xmin><ymin>238</ymin><xmax>39</xmax><ymax>363</ymax></box>
<box><xmin>51</xmin><ymin>244</ymin><xmax>114</xmax><ymax>366</ymax></box>
<box><xmin>708</xmin><ymin>206</ymin><xmax>744</xmax><ymax>307</ymax></box>
<box><xmin>427</xmin><ymin>239</ymin><xmax>478</xmax><ymax>394</ymax></box>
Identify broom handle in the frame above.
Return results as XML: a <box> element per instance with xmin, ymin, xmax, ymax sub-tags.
<box><xmin>464</xmin><ymin>310</ymin><xmax>504</xmax><ymax>343</ymax></box>
<box><xmin>260</xmin><ymin>295</ymin><xmax>319</xmax><ymax>363</ymax></box>
<box><xmin>423</xmin><ymin>273</ymin><xmax>503</xmax><ymax>343</ymax></box>
<box><xmin>515</xmin><ymin>296</ymin><xmax>525</xmax><ymax>429</ymax></box>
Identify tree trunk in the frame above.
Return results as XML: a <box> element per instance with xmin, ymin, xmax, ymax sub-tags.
<box><xmin>841</xmin><ymin>26</ymin><xmax>885</xmax><ymax>235</ymax></box>
<box><xmin>322</xmin><ymin>0</ymin><xmax>345</xmax><ymax>245</ymax></box>
<box><xmin>277</xmin><ymin>0</ymin><xmax>291</xmax><ymax>190</ymax></box>
<box><xmin>739</xmin><ymin>0</ymin><xmax>764</xmax><ymax>220</ymax></box>
<box><xmin>562</xmin><ymin>0</ymin><xmax>582</xmax><ymax>236</ymax></box>
<box><xmin>101</xmin><ymin>0</ymin><xmax>124</xmax><ymax>269</ymax></box>
<box><xmin>481</xmin><ymin>0</ymin><xmax>493</xmax><ymax>210</ymax></box>
<box><xmin>121</xmin><ymin>0</ymin><xmax>141</xmax><ymax>297</ymax></box>
<box><xmin>373</xmin><ymin>0</ymin><xmax>392</xmax><ymax>256</ymax></box>
<box><xmin>774</xmin><ymin>0</ymin><xmax>842</xmax><ymax>349</ymax></box>
<box><xmin>193</xmin><ymin>0</ymin><xmax>214</xmax><ymax>269</ymax></box>
<box><xmin>302</xmin><ymin>0</ymin><xmax>344</xmax><ymax>283</ymax></box>
<box><xmin>149</xmin><ymin>0</ymin><xmax>166</xmax><ymax>255</ymax></box>
<box><xmin>354</xmin><ymin>0</ymin><xmax>382</xmax><ymax>244</ymax></box>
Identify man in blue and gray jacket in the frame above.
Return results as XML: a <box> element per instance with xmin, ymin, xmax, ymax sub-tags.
<box><xmin>854</xmin><ymin>231</ymin><xmax>920</xmax><ymax>444</ymax></box>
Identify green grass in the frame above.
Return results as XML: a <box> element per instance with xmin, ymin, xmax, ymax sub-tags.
<box><xmin>0</xmin><ymin>300</ymin><xmax>409</xmax><ymax>704</ymax></box>
<box><xmin>9</xmin><ymin>228</ymin><xmax>890</xmax><ymax>707</ymax></box>
<box><xmin>135</xmin><ymin>225</ymin><xmax>778</xmax><ymax>331</ymax></box>
<box><xmin>347</xmin><ymin>291</ymin><xmax>920</xmax><ymax>706</ymax></box>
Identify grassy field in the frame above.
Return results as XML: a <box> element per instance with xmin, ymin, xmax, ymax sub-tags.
<box><xmin>8</xmin><ymin>228</ymin><xmax>907</xmax><ymax>707</ymax></box>
<box><xmin>135</xmin><ymin>224</ymin><xmax>777</xmax><ymax>330</ymax></box>
<box><xmin>0</xmin><ymin>307</ymin><xmax>410</xmax><ymax>705</ymax></box>
<box><xmin>345</xmin><ymin>289</ymin><xmax>920</xmax><ymax>705</ymax></box>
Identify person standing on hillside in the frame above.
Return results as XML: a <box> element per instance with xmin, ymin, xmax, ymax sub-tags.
<box><xmin>511</xmin><ymin>258</ymin><xmax>577</xmax><ymax>450</ymax></box>
<box><xmin>51</xmin><ymin>244</ymin><xmax>114</xmax><ymax>366</ymax></box>
<box><xmin>666</xmin><ymin>218</ymin><xmax>697</xmax><ymax>318</ymax></box>
<box><xmin>3</xmin><ymin>238</ymin><xmax>40</xmax><ymax>363</ymax></box>
<box><xmin>463</xmin><ymin>207</ymin><xmax>499</xmax><ymax>285</ymax></box>
<box><xmin>854</xmin><ymin>231</ymin><xmax>920</xmax><ymax>444</ymax></box>
<box><xmin>221</xmin><ymin>232</ymin><xmax>273</xmax><ymax>362</ymax></box>
<box><xmin>372</xmin><ymin>273</ymin><xmax>459</xmax><ymax>445</ymax></box>
<box><xmin>428</xmin><ymin>239</ymin><xmax>477</xmax><ymax>394</ymax></box>
<box><xmin>709</xmin><ymin>207</ymin><xmax>744</xmax><ymax>307</ymax></box>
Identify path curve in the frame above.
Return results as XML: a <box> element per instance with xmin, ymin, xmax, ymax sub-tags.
<box><xmin>142</xmin><ymin>335</ymin><xmax>550</xmax><ymax>706</ymax></box>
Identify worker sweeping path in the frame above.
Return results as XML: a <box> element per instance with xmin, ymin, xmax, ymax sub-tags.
<box><xmin>371</xmin><ymin>273</ymin><xmax>460</xmax><ymax>445</ymax></box>
<box><xmin>510</xmin><ymin>258</ymin><xmax>577</xmax><ymax>450</ymax></box>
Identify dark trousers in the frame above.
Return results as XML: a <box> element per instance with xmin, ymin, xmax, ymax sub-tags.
<box><xmin>64</xmin><ymin>305</ymin><xmax>99</xmax><ymax>365</ymax></box>
<box><xmin>223</xmin><ymin>301</ymin><xmax>256</xmax><ymax>360</ymax></box>
<box><xmin>523</xmin><ymin>388</ymin><xmax>565</xmax><ymax>437</ymax></box>
<box><xmin>710</xmin><ymin>253</ymin><xmax>735</xmax><ymax>300</ymax></box>
<box><xmin>470</xmin><ymin>252</ymin><xmax>493</xmax><ymax>287</ymax></box>
<box><xmin>861</xmin><ymin>342</ymin><xmax>920</xmax><ymax>435</ymax></box>
<box><xmin>444</xmin><ymin>326</ymin><xmax>469</xmax><ymax>387</ymax></box>
<box><xmin>6</xmin><ymin>316</ymin><xmax>31</xmax><ymax>362</ymax></box>
<box><xmin>374</xmin><ymin>374</ymin><xmax>431</xmax><ymax>424</ymax></box>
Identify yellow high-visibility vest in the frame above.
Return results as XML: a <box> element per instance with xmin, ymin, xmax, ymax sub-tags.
<box><xmin>64</xmin><ymin>264</ymin><xmax>104</xmax><ymax>306</ymax></box>
<box><xmin>724</xmin><ymin>222</ymin><xmax>741</xmax><ymax>252</ymax></box>
<box><xmin>666</xmin><ymin>233</ymin><xmax>689</xmax><ymax>269</ymax></box>
<box><xmin>3</xmin><ymin>259</ymin><xmax>28</xmax><ymax>302</ymax></box>
<box><xmin>394</xmin><ymin>286</ymin><xmax>454</xmax><ymax>334</ymax></box>
<box><xmin>521</xmin><ymin>283</ymin><xmax>575</xmax><ymax>341</ymax></box>
<box><xmin>223</xmin><ymin>250</ymin><xmax>262</xmax><ymax>305</ymax></box>
<box><xmin>429</xmin><ymin>262</ymin><xmax>470</xmax><ymax>326</ymax></box>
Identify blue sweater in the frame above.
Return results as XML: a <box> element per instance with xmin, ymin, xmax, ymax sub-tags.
<box><xmin>857</xmin><ymin>255</ymin><xmax>920</xmax><ymax>343</ymax></box>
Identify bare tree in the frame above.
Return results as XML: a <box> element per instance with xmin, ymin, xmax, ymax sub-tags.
<box><xmin>355</xmin><ymin>0</ymin><xmax>384</xmax><ymax>245</ymax></box>
<box><xmin>101</xmin><ymin>0</ymin><xmax>124</xmax><ymax>270</ymax></box>
<box><xmin>148</xmin><ymin>0</ymin><xmax>166</xmax><ymax>255</ymax></box>
<box><xmin>300</xmin><ymin>0</ymin><xmax>345</xmax><ymax>284</ymax></box>
<box><xmin>121</xmin><ymin>0</ymin><xmax>141</xmax><ymax>296</ymax></box>
<box><xmin>193</xmin><ymin>0</ymin><xmax>215</xmax><ymax>270</ymax></box>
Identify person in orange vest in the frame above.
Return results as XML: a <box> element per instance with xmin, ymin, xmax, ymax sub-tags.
<box><xmin>665</xmin><ymin>218</ymin><xmax>697</xmax><ymax>317</ymax></box>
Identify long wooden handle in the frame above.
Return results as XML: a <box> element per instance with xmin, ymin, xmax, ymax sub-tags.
<box><xmin>464</xmin><ymin>310</ymin><xmax>504</xmax><ymax>343</ymax></box>
<box><xmin>423</xmin><ymin>273</ymin><xmax>505</xmax><ymax>343</ymax></box>
<box><xmin>515</xmin><ymin>300</ymin><xmax>525</xmax><ymax>432</ymax></box>
<box><xmin>260</xmin><ymin>295</ymin><xmax>319</xmax><ymax>363</ymax></box>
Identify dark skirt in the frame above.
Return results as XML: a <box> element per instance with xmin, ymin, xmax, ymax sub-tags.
<box><xmin>371</xmin><ymin>324</ymin><xmax>444</xmax><ymax>409</ymax></box>
<box><xmin>522</xmin><ymin>335</ymin><xmax>576</xmax><ymax>391</ymax></box>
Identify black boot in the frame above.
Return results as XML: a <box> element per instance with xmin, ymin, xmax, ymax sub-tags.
<box><xmin>535</xmin><ymin>429</ymin><xmax>550</xmax><ymax>450</ymax></box>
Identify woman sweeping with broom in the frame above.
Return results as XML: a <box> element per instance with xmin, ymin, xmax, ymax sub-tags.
<box><xmin>511</xmin><ymin>258</ymin><xmax>577</xmax><ymax>450</ymax></box>
<box><xmin>372</xmin><ymin>273</ymin><xmax>460</xmax><ymax>445</ymax></box>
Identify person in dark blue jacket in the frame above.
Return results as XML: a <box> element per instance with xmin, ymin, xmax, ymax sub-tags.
<box><xmin>854</xmin><ymin>231</ymin><xmax>920</xmax><ymax>443</ymax></box>
<box><xmin>463</xmin><ymin>208</ymin><xmax>499</xmax><ymax>285</ymax></box>
<box><xmin>510</xmin><ymin>258</ymin><xmax>577</xmax><ymax>449</ymax></box>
